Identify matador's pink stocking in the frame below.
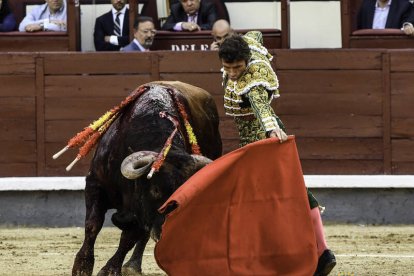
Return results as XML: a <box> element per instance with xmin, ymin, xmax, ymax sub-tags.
<box><xmin>310</xmin><ymin>207</ymin><xmax>328</xmax><ymax>256</ymax></box>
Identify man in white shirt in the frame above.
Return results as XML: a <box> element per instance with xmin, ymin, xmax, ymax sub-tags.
<box><xmin>19</xmin><ymin>0</ymin><xmax>67</xmax><ymax>32</ymax></box>
<box><xmin>94</xmin><ymin>0</ymin><xmax>130</xmax><ymax>51</ymax></box>
<box><xmin>357</xmin><ymin>0</ymin><xmax>414</xmax><ymax>36</ymax></box>
<box><xmin>121</xmin><ymin>16</ymin><xmax>156</xmax><ymax>52</ymax></box>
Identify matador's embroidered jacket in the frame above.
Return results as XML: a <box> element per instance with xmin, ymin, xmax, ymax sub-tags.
<box><xmin>222</xmin><ymin>32</ymin><xmax>319</xmax><ymax>209</ymax></box>
<box><xmin>223</xmin><ymin>31</ymin><xmax>285</xmax><ymax>147</ymax></box>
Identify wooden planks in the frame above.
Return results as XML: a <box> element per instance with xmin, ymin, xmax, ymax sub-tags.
<box><xmin>275</xmin><ymin>49</ymin><xmax>383</xmax><ymax>70</ymax></box>
<box><xmin>0</xmin><ymin>50</ymin><xmax>414</xmax><ymax>176</ymax></box>
<box><xmin>389</xmin><ymin>67</ymin><xmax>414</xmax><ymax>173</ymax></box>
<box><xmin>42</xmin><ymin>52</ymin><xmax>153</xmax><ymax>75</ymax></box>
<box><xmin>275</xmin><ymin>51</ymin><xmax>386</xmax><ymax>174</ymax></box>
<box><xmin>349</xmin><ymin>37</ymin><xmax>414</xmax><ymax>49</ymax></box>
<box><xmin>277</xmin><ymin>70</ymin><xmax>382</xmax><ymax>96</ymax></box>
<box><xmin>159</xmin><ymin>51</ymin><xmax>222</xmax><ymax>73</ymax></box>
<box><xmin>282</xmin><ymin>114</ymin><xmax>382</xmax><ymax>138</ymax></box>
<box><xmin>392</xmin><ymin>140</ymin><xmax>414</xmax><ymax>174</ymax></box>
<box><xmin>44</xmin><ymin>75</ymin><xmax>151</xmax><ymax>98</ymax></box>
<box><xmin>301</xmin><ymin>160</ymin><xmax>384</xmax><ymax>174</ymax></box>
<box><xmin>390</xmin><ymin>51</ymin><xmax>414</xmax><ymax>72</ymax></box>
<box><xmin>0</xmin><ymin>35</ymin><xmax>69</xmax><ymax>52</ymax></box>
<box><xmin>0</xmin><ymin>91</ymin><xmax>36</xmax><ymax>176</ymax></box>
<box><xmin>0</xmin><ymin>54</ymin><xmax>36</xmax><ymax>176</ymax></box>
<box><xmin>390</xmin><ymin>72</ymin><xmax>414</xmax><ymax>142</ymax></box>
<box><xmin>295</xmin><ymin>137</ymin><xmax>383</xmax><ymax>160</ymax></box>
<box><xmin>0</xmin><ymin>54</ymin><xmax>35</xmax><ymax>75</ymax></box>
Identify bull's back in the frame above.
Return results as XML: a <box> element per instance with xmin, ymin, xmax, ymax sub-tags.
<box><xmin>151</xmin><ymin>81</ymin><xmax>212</xmax><ymax>114</ymax></box>
<box><xmin>150</xmin><ymin>81</ymin><xmax>222</xmax><ymax>159</ymax></box>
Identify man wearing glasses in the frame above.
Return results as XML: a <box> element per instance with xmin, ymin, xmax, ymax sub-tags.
<box><xmin>121</xmin><ymin>16</ymin><xmax>156</xmax><ymax>52</ymax></box>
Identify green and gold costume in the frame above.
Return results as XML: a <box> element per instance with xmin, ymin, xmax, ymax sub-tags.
<box><xmin>223</xmin><ymin>31</ymin><xmax>285</xmax><ymax>147</ymax></box>
<box><xmin>222</xmin><ymin>31</ymin><xmax>319</xmax><ymax>209</ymax></box>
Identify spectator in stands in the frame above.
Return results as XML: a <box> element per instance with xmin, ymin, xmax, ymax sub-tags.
<box><xmin>0</xmin><ymin>0</ymin><xmax>16</xmax><ymax>32</ymax></box>
<box><xmin>357</xmin><ymin>0</ymin><xmax>414</xmax><ymax>36</ymax></box>
<box><xmin>162</xmin><ymin>0</ymin><xmax>218</xmax><ymax>32</ymax></box>
<box><xmin>210</xmin><ymin>19</ymin><xmax>232</xmax><ymax>50</ymax></box>
<box><xmin>19</xmin><ymin>0</ymin><xmax>66</xmax><ymax>32</ymax></box>
<box><xmin>94</xmin><ymin>0</ymin><xmax>130</xmax><ymax>51</ymax></box>
<box><xmin>121</xmin><ymin>16</ymin><xmax>156</xmax><ymax>52</ymax></box>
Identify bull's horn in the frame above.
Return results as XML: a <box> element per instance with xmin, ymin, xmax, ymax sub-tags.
<box><xmin>121</xmin><ymin>151</ymin><xmax>158</xmax><ymax>180</ymax></box>
<box><xmin>191</xmin><ymin>154</ymin><xmax>212</xmax><ymax>171</ymax></box>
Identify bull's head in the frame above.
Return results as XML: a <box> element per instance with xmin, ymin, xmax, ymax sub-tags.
<box><xmin>121</xmin><ymin>151</ymin><xmax>212</xmax><ymax>180</ymax></box>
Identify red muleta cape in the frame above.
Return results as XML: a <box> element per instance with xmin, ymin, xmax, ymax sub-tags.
<box><xmin>155</xmin><ymin>136</ymin><xmax>318</xmax><ymax>275</ymax></box>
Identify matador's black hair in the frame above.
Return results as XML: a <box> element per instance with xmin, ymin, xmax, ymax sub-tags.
<box><xmin>218</xmin><ymin>34</ymin><xmax>251</xmax><ymax>63</ymax></box>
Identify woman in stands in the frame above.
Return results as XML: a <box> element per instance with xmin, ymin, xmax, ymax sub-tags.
<box><xmin>0</xmin><ymin>0</ymin><xmax>16</xmax><ymax>32</ymax></box>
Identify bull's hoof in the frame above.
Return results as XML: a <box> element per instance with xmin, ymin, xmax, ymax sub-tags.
<box><xmin>111</xmin><ymin>212</ymin><xmax>138</xmax><ymax>230</ymax></box>
<box><xmin>122</xmin><ymin>265</ymin><xmax>143</xmax><ymax>276</ymax></box>
<box><xmin>72</xmin><ymin>270</ymin><xmax>92</xmax><ymax>276</ymax></box>
<box><xmin>72</xmin><ymin>255</ymin><xmax>94</xmax><ymax>276</ymax></box>
<box><xmin>96</xmin><ymin>268</ymin><xmax>122</xmax><ymax>276</ymax></box>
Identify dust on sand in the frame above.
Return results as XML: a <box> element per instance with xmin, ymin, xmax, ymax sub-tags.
<box><xmin>1</xmin><ymin>224</ymin><xmax>413</xmax><ymax>275</ymax></box>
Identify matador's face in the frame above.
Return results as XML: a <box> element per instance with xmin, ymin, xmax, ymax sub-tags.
<box><xmin>222</xmin><ymin>59</ymin><xmax>247</xmax><ymax>81</ymax></box>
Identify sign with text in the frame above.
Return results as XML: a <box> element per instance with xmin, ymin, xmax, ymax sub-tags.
<box><xmin>170</xmin><ymin>44</ymin><xmax>210</xmax><ymax>51</ymax></box>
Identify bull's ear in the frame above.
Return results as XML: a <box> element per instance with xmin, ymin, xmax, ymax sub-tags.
<box><xmin>121</xmin><ymin>151</ymin><xmax>158</xmax><ymax>180</ymax></box>
<box><xmin>191</xmin><ymin>154</ymin><xmax>212</xmax><ymax>171</ymax></box>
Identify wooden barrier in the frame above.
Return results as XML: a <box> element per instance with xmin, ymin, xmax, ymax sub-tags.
<box><xmin>347</xmin><ymin>29</ymin><xmax>414</xmax><ymax>48</ymax></box>
<box><xmin>0</xmin><ymin>32</ymin><xmax>70</xmax><ymax>52</ymax></box>
<box><xmin>1</xmin><ymin>49</ymin><xmax>414</xmax><ymax>177</ymax></box>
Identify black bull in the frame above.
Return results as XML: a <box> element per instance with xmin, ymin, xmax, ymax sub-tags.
<box><xmin>72</xmin><ymin>81</ymin><xmax>222</xmax><ymax>276</ymax></box>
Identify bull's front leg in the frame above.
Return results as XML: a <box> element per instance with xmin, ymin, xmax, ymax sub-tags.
<box><xmin>73</xmin><ymin>179</ymin><xmax>107</xmax><ymax>276</ymax></box>
<box><xmin>97</xmin><ymin>228</ymin><xmax>143</xmax><ymax>276</ymax></box>
<box><xmin>122</xmin><ymin>231</ymin><xmax>151</xmax><ymax>275</ymax></box>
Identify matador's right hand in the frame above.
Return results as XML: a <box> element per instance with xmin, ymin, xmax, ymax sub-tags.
<box><xmin>269</xmin><ymin>128</ymin><xmax>288</xmax><ymax>143</ymax></box>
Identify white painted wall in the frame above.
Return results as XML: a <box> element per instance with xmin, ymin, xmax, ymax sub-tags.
<box><xmin>289</xmin><ymin>1</ymin><xmax>341</xmax><ymax>48</ymax></box>
<box><xmin>226</xmin><ymin>1</ymin><xmax>341</xmax><ymax>49</ymax></box>
<box><xmin>78</xmin><ymin>1</ymin><xmax>342</xmax><ymax>51</ymax></box>
<box><xmin>226</xmin><ymin>2</ymin><xmax>281</xmax><ymax>29</ymax></box>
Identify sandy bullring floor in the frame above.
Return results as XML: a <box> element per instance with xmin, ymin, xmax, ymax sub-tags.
<box><xmin>1</xmin><ymin>224</ymin><xmax>413</xmax><ymax>275</ymax></box>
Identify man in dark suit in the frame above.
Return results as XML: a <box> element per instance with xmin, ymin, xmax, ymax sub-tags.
<box><xmin>161</xmin><ymin>0</ymin><xmax>218</xmax><ymax>31</ymax></box>
<box><xmin>94</xmin><ymin>0</ymin><xmax>130</xmax><ymax>51</ymax></box>
<box><xmin>121</xmin><ymin>16</ymin><xmax>156</xmax><ymax>52</ymax></box>
<box><xmin>357</xmin><ymin>0</ymin><xmax>414</xmax><ymax>36</ymax></box>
